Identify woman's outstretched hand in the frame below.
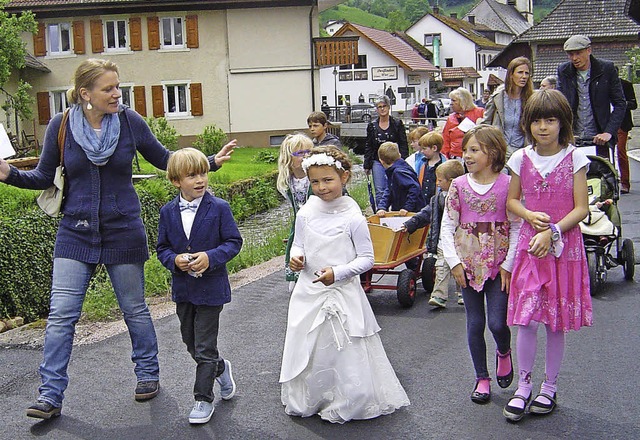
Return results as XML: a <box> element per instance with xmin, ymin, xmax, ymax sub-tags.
<box><xmin>0</xmin><ymin>159</ymin><xmax>10</xmax><ymax>181</ymax></box>
<box><xmin>213</xmin><ymin>139</ymin><xmax>238</xmax><ymax>167</ymax></box>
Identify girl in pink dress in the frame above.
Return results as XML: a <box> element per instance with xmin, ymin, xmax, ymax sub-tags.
<box><xmin>503</xmin><ymin>89</ymin><xmax>591</xmax><ymax>422</ymax></box>
<box><xmin>440</xmin><ymin>125</ymin><xmax>520</xmax><ymax>404</ymax></box>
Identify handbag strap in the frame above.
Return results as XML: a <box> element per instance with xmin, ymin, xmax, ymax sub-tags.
<box><xmin>58</xmin><ymin>109</ymin><xmax>69</xmax><ymax>166</ymax></box>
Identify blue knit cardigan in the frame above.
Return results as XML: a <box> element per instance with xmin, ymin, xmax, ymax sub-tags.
<box><xmin>7</xmin><ymin>108</ymin><xmax>182</xmax><ymax>264</ymax></box>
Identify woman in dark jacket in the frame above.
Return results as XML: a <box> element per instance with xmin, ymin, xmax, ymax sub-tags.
<box><xmin>0</xmin><ymin>58</ymin><xmax>235</xmax><ymax>419</ymax></box>
<box><xmin>364</xmin><ymin>95</ymin><xmax>409</xmax><ymax>204</ymax></box>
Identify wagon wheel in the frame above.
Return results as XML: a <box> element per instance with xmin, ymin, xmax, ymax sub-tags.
<box><xmin>587</xmin><ymin>251</ymin><xmax>605</xmax><ymax>296</ymax></box>
<box><xmin>397</xmin><ymin>268</ymin><xmax>416</xmax><ymax>308</ymax></box>
<box><xmin>421</xmin><ymin>255</ymin><xmax>436</xmax><ymax>295</ymax></box>
<box><xmin>621</xmin><ymin>238</ymin><xmax>635</xmax><ymax>281</ymax></box>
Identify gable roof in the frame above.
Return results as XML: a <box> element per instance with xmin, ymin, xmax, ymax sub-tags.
<box><xmin>515</xmin><ymin>0</ymin><xmax>640</xmax><ymax>42</ymax></box>
<box><xmin>6</xmin><ymin>0</ymin><xmax>317</xmax><ymax>16</ymax></box>
<box><xmin>425</xmin><ymin>13</ymin><xmax>504</xmax><ymax>50</ymax></box>
<box><xmin>466</xmin><ymin>0</ymin><xmax>531</xmax><ymax>36</ymax></box>
<box><xmin>334</xmin><ymin>23</ymin><xmax>438</xmax><ymax>72</ymax></box>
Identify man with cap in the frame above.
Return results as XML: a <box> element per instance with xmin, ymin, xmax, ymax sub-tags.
<box><xmin>557</xmin><ymin>34</ymin><xmax>626</xmax><ymax>158</ymax></box>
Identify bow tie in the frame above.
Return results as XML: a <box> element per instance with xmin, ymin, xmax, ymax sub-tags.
<box><xmin>179</xmin><ymin>201</ymin><xmax>198</xmax><ymax>212</ymax></box>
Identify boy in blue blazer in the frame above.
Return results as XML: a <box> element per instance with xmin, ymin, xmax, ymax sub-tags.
<box><xmin>157</xmin><ymin>148</ymin><xmax>243</xmax><ymax>424</ymax></box>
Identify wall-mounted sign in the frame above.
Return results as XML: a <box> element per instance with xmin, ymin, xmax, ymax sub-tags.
<box><xmin>407</xmin><ymin>74</ymin><xmax>421</xmax><ymax>85</ymax></box>
<box><xmin>372</xmin><ymin>66</ymin><xmax>398</xmax><ymax>81</ymax></box>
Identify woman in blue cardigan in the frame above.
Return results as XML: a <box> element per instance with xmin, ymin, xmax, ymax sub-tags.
<box><xmin>0</xmin><ymin>59</ymin><xmax>235</xmax><ymax>419</ymax></box>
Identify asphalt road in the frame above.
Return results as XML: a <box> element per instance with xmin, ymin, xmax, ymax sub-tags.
<box><xmin>1</xmin><ymin>155</ymin><xmax>640</xmax><ymax>440</ymax></box>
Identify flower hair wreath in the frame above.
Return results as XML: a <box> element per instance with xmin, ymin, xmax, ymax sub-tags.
<box><xmin>301</xmin><ymin>153</ymin><xmax>344</xmax><ymax>173</ymax></box>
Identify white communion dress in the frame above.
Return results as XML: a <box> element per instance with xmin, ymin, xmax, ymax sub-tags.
<box><xmin>279</xmin><ymin>195</ymin><xmax>410</xmax><ymax>424</ymax></box>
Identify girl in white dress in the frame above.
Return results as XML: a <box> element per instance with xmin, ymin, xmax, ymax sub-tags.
<box><xmin>279</xmin><ymin>146</ymin><xmax>410</xmax><ymax>424</ymax></box>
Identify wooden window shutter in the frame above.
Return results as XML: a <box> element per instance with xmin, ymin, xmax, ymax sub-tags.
<box><xmin>133</xmin><ymin>86</ymin><xmax>147</xmax><ymax>116</ymax></box>
<box><xmin>147</xmin><ymin>16</ymin><xmax>160</xmax><ymax>50</ymax></box>
<box><xmin>186</xmin><ymin>15</ymin><xmax>199</xmax><ymax>48</ymax></box>
<box><xmin>152</xmin><ymin>85</ymin><xmax>164</xmax><ymax>117</ymax></box>
<box><xmin>34</xmin><ymin>23</ymin><xmax>46</xmax><ymax>56</ymax></box>
<box><xmin>72</xmin><ymin>21</ymin><xmax>85</xmax><ymax>54</ymax></box>
<box><xmin>37</xmin><ymin>92</ymin><xmax>51</xmax><ymax>125</ymax></box>
<box><xmin>129</xmin><ymin>17</ymin><xmax>142</xmax><ymax>51</ymax></box>
<box><xmin>190</xmin><ymin>83</ymin><xmax>203</xmax><ymax>116</ymax></box>
<box><xmin>90</xmin><ymin>19</ymin><xmax>104</xmax><ymax>53</ymax></box>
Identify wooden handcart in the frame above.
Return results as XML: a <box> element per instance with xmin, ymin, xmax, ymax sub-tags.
<box><xmin>361</xmin><ymin>212</ymin><xmax>429</xmax><ymax>307</ymax></box>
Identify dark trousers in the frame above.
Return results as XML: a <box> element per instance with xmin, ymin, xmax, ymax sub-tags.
<box><xmin>461</xmin><ymin>274</ymin><xmax>511</xmax><ymax>379</ymax></box>
<box><xmin>176</xmin><ymin>302</ymin><xmax>225</xmax><ymax>403</ymax></box>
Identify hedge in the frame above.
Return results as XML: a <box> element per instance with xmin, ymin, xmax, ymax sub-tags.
<box><xmin>0</xmin><ymin>171</ymin><xmax>280</xmax><ymax>323</ymax></box>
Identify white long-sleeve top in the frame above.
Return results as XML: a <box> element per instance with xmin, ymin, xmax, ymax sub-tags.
<box><xmin>440</xmin><ymin>174</ymin><xmax>521</xmax><ymax>273</ymax></box>
<box><xmin>290</xmin><ymin>195</ymin><xmax>374</xmax><ymax>282</ymax></box>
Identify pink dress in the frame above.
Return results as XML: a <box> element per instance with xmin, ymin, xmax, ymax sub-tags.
<box><xmin>508</xmin><ymin>150</ymin><xmax>592</xmax><ymax>331</ymax></box>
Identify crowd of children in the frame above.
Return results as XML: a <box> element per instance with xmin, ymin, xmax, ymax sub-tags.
<box><xmin>80</xmin><ymin>96</ymin><xmax>592</xmax><ymax>426</ymax></box>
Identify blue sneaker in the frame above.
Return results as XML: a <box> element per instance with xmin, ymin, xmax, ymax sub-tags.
<box><xmin>216</xmin><ymin>359</ymin><xmax>236</xmax><ymax>400</ymax></box>
<box><xmin>189</xmin><ymin>400</ymin><xmax>214</xmax><ymax>424</ymax></box>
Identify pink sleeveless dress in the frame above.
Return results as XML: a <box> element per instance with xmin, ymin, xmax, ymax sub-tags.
<box><xmin>508</xmin><ymin>150</ymin><xmax>592</xmax><ymax>331</ymax></box>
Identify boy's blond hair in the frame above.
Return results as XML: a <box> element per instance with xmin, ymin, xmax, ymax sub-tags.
<box><xmin>408</xmin><ymin>126</ymin><xmax>429</xmax><ymax>142</ymax></box>
<box><xmin>419</xmin><ymin>131</ymin><xmax>444</xmax><ymax>151</ymax></box>
<box><xmin>378</xmin><ymin>141</ymin><xmax>401</xmax><ymax>164</ymax></box>
<box><xmin>166</xmin><ymin>147</ymin><xmax>210</xmax><ymax>182</ymax></box>
<box><xmin>436</xmin><ymin>159</ymin><xmax>465</xmax><ymax>181</ymax></box>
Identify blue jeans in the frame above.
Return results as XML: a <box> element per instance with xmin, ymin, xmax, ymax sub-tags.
<box><xmin>461</xmin><ymin>274</ymin><xmax>511</xmax><ymax>379</ymax></box>
<box><xmin>38</xmin><ymin>258</ymin><xmax>159</xmax><ymax>407</ymax></box>
<box><xmin>371</xmin><ymin>160</ymin><xmax>388</xmax><ymax>208</ymax></box>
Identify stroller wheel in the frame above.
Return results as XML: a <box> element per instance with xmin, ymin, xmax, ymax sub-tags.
<box><xmin>587</xmin><ymin>251</ymin><xmax>606</xmax><ymax>295</ymax></box>
<box><xmin>621</xmin><ymin>238</ymin><xmax>635</xmax><ymax>281</ymax></box>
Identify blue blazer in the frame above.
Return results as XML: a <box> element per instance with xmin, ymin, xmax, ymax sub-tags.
<box><xmin>157</xmin><ymin>191</ymin><xmax>243</xmax><ymax>306</ymax></box>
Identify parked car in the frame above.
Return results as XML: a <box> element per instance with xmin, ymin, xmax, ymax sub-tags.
<box><xmin>340</xmin><ymin>103</ymin><xmax>375</xmax><ymax>123</ymax></box>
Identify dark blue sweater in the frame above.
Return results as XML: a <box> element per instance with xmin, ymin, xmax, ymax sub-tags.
<box><xmin>7</xmin><ymin>108</ymin><xmax>173</xmax><ymax>264</ymax></box>
<box><xmin>377</xmin><ymin>159</ymin><xmax>426</xmax><ymax>212</ymax></box>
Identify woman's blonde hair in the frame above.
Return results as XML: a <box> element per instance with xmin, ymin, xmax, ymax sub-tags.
<box><xmin>461</xmin><ymin>125</ymin><xmax>507</xmax><ymax>173</ymax></box>
<box><xmin>276</xmin><ymin>133</ymin><xmax>314</xmax><ymax>193</ymax></box>
<box><xmin>449</xmin><ymin>87</ymin><xmax>475</xmax><ymax>112</ymax></box>
<box><xmin>66</xmin><ymin>58</ymin><xmax>119</xmax><ymax>105</ymax></box>
<box><xmin>166</xmin><ymin>147</ymin><xmax>210</xmax><ymax>182</ymax></box>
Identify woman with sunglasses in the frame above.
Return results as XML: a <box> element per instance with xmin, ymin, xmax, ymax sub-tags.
<box><xmin>364</xmin><ymin>95</ymin><xmax>409</xmax><ymax>205</ymax></box>
<box><xmin>277</xmin><ymin>133</ymin><xmax>315</xmax><ymax>292</ymax></box>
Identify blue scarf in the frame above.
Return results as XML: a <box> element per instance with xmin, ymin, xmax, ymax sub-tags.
<box><xmin>69</xmin><ymin>104</ymin><xmax>121</xmax><ymax>166</ymax></box>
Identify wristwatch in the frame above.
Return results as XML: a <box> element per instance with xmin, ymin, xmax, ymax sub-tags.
<box><xmin>550</xmin><ymin>223</ymin><xmax>561</xmax><ymax>242</ymax></box>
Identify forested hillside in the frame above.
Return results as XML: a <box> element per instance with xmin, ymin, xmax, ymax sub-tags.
<box><xmin>320</xmin><ymin>0</ymin><xmax>562</xmax><ymax>32</ymax></box>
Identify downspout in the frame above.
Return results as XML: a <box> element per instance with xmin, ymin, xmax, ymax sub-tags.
<box><xmin>309</xmin><ymin>4</ymin><xmax>316</xmax><ymax>111</ymax></box>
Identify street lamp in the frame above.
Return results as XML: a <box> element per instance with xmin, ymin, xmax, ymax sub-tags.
<box><xmin>333</xmin><ymin>67</ymin><xmax>338</xmax><ymax>108</ymax></box>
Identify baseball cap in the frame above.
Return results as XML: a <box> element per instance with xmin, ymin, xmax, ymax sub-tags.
<box><xmin>564</xmin><ymin>35</ymin><xmax>591</xmax><ymax>52</ymax></box>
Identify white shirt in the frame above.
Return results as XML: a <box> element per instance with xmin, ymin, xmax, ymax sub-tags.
<box><xmin>506</xmin><ymin>144</ymin><xmax>590</xmax><ymax>178</ymax></box>
<box><xmin>179</xmin><ymin>195</ymin><xmax>203</xmax><ymax>239</ymax></box>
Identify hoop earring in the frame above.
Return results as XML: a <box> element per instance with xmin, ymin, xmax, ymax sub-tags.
<box><xmin>86</xmin><ymin>102</ymin><xmax>93</xmax><ymax>110</ymax></box>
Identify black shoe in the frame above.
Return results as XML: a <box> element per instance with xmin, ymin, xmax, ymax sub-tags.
<box><xmin>26</xmin><ymin>401</ymin><xmax>61</xmax><ymax>419</ymax></box>
<box><xmin>503</xmin><ymin>394</ymin><xmax>530</xmax><ymax>422</ymax></box>
<box><xmin>496</xmin><ymin>349</ymin><xmax>514</xmax><ymax>389</ymax></box>
<box><xmin>135</xmin><ymin>380</ymin><xmax>160</xmax><ymax>401</ymax></box>
<box><xmin>529</xmin><ymin>392</ymin><xmax>557</xmax><ymax>415</ymax></box>
<box><xmin>470</xmin><ymin>380</ymin><xmax>491</xmax><ymax>404</ymax></box>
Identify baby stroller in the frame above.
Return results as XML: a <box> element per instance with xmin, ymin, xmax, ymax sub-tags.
<box><xmin>579</xmin><ymin>155</ymin><xmax>635</xmax><ymax>295</ymax></box>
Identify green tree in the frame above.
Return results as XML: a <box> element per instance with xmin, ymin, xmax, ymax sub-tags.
<box><xmin>387</xmin><ymin>11</ymin><xmax>411</xmax><ymax>32</ymax></box>
<box><xmin>404</xmin><ymin>0</ymin><xmax>429</xmax><ymax>23</ymax></box>
<box><xmin>0</xmin><ymin>0</ymin><xmax>38</xmax><ymax>125</ymax></box>
<box><xmin>625</xmin><ymin>47</ymin><xmax>640</xmax><ymax>83</ymax></box>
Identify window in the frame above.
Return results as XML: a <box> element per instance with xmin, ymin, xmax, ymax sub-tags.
<box><xmin>482</xmin><ymin>54</ymin><xmax>487</xmax><ymax>69</ymax></box>
<box><xmin>47</xmin><ymin>23</ymin><xmax>72</xmax><ymax>55</ymax></box>
<box><xmin>445</xmin><ymin>58</ymin><xmax>453</xmax><ymax>67</ymax></box>
<box><xmin>119</xmin><ymin>85</ymin><xmax>133</xmax><ymax>108</ymax></box>
<box><xmin>338</xmin><ymin>95</ymin><xmax>351</xmax><ymax>105</ymax></box>
<box><xmin>161</xmin><ymin>17</ymin><xmax>184</xmax><ymax>48</ymax></box>
<box><xmin>338</xmin><ymin>55</ymin><xmax>367</xmax><ymax>81</ymax></box>
<box><xmin>424</xmin><ymin>33</ymin><xmax>441</xmax><ymax>46</ymax></box>
<box><xmin>50</xmin><ymin>90</ymin><xmax>70</xmax><ymax>116</ymax></box>
<box><xmin>105</xmin><ymin>19</ymin><xmax>128</xmax><ymax>51</ymax></box>
<box><xmin>469</xmin><ymin>84</ymin><xmax>475</xmax><ymax>95</ymax></box>
<box><xmin>164</xmin><ymin>82</ymin><xmax>190</xmax><ymax>117</ymax></box>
